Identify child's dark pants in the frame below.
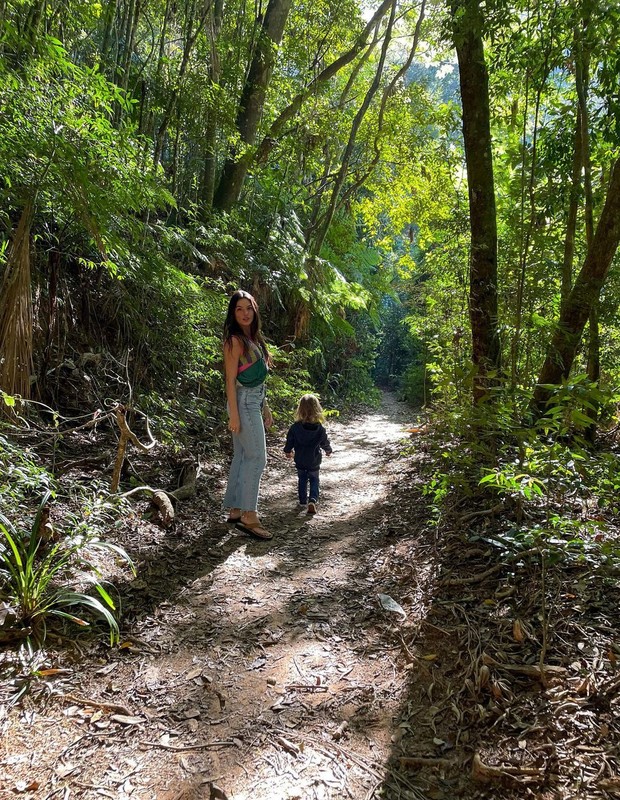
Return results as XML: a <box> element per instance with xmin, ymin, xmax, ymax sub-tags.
<box><xmin>296</xmin><ymin>467</ymin><xmax>320</xmax><ymax>504</ymax></box>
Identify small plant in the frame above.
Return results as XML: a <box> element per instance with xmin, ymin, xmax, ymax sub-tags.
<box><xmin>537</xmin><ymin>374</ymin><xmax>618</xmax><ymax>436</ymax></box>
<box><xmin>0</xmin><ymin>432</ymin><xmax>54</xmax><ymax>520</ymax></box>
<box><xmin>479</xmin><ymin>467</ymin><xmax>546</xmax><ymax>501</ymax></box>
<box><xmin>0</xmin><ymin>492</ymin><xmax>134</xmax><ymax>646</ymax></box>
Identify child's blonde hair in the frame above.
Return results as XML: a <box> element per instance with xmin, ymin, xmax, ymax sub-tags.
<box><xmin>295</xmin><ymin>394</ymin><xmax>325</xmax><ymax>424</ymax></box>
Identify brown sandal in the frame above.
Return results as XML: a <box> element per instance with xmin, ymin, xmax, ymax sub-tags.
<box><xmin>235</xmin><ymin>520</ymin><xmax>273</xmax><ymax>540</ymax></box>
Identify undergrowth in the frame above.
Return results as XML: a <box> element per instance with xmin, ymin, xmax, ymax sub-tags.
<box><xmin>0</xmin><ymin>432</ymin><xmax>134</xmax><ymax>652</ymax></box>
<box><xmin>420</xmin><ymin>375</ymin><xmax>620</xmax><ymax>569</ymax></box>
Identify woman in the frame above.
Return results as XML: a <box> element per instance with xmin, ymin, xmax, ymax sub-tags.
<box><xmin>222</xmin><ymin>289</ymin><xmax>273</xmax><ymax>539</ymax></box>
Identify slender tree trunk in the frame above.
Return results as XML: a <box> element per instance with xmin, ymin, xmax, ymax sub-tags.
<box><xmin>338</xmin><ymin>31</ymin><xmax>380</xmax><ymax>111</ymax></box>
<box><xmin>137</xmin><ymin>78</ymin><xmax>147</xmax><ymax>134</ymax></box>
<box><xmin>561</xmin><ymin>105</ymin><xmax>582</xmax><ymax>313</ymax></box>
<box><xmin>576</xmin><ymin>35</ymin><xmax>598</xmax><ymax>384</ymax></box>
<box><xmin>0</xmin><ymin>201</ymin><xmax>34</xmax><ymax>404</ymax></box>
<box><xmin>39</xmin><ymin>248</ymin><xmax>60</xmax><ymax>395</ymax></box>
<box><xmin>303</xmin><ymin>32</ymin><xmax>381</xmax><ymax>243</ymax></box>
<box><xmin>116</xmin><ymin>0</ymin><xmax>135</xmax><ymax>86</ymax></box>
<box><xmin>122</xmin><ymin>0</ymin><xmax>142</xmax><ymax>93</ymax></box>
<box><xmin>213</xmin><ymin>0</ymin><xmax>293</xmax><ymax>212</ymax></box>
<box><xmin>153</xmin><ymin>1</ymin><xmax>211</xmax><ymax>168</ymax></box>
<box><xmin>254</xmin><ymin>0</ymin><xmax>395</xmax><ymax>167</ymax></box>
<box><xmin>451</xmin><ymin>0</ymin><xmax>500</xmax><ymax>403</ymax></box>
<box><xmin>22</xmin><ymin>0</ymin><xmax>45</xmax><ymax>42</ymax></box>
<box><xmin>154</xmin><ymin>0</ymin><xmax>172</xmax><ymax>86</ymax></box>
<box><xmin>338</xmin><ymin>2</ymin><xmax>426</xmax><ymax>207</ymax></box>
<box><xmin>170</xmin><ymin>105</ymin><xmax>181</xmax><ymax>198</ymax></box>
<box><xmin>534</xmin><ymin>158</ymin><xmax>620</xmax><ymax>408</ymax></box>
<box><xmin>308</xmin><ymin>0</ymin><xmax>397</xmax><ymax>257</ymax></box>
<box><xmin>511</xmin><ymin>39</ymin><xmax>550</xmax><ymax>388</ymax></box>
<box><xmin>587</xmin><ymin>304</ymin><xmax>599</xmax><ymax>382</ymax></box>
<box><xmin>112</xmin><ymin>0</ymin><xmax>140</xmax><ymax>124</ymax></box>
<box><xmin>101</xmin><ymin>0</ymin><xmax>119</xmax><ymax>63</ymax></box>
<box><xmin>200</xmin><ymin>0</ymin><xmax>224</xmax><ymax>214</ymax></box>
<box><xmin>0</xmin><ymin>2</ymin><xmax>6</xmax><ymax>58</ymax></box>
<box><xmin>305</xmin><ymin>149</ymin><xmax>334</xmax><ymax>245</ymax></box>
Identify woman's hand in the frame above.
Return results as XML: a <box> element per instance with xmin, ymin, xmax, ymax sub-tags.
<box><xmin>228</xmin><ymin>413</ymin><xmax>241</xmax><ymax>434</ymax></box>
<box><xmin>262</xmin><ymin>406</ymin><xmax>273</xmax><ymax>429</ymax></box>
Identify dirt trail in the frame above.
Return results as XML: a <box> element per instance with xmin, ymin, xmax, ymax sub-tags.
<box><xmin>3</xmin><ymin>393</ymin><xmax>437</xmax><ymax>800</ymax></box>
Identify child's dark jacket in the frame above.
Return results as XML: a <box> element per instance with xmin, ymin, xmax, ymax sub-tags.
<box><xmin>284</xmin><ymin>422</ymin><xmax>332</xmax><ymax>470</ymax></box>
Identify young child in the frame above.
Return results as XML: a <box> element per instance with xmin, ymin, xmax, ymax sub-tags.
<box><xmin>284</xmin><ymin>394</ymin><xmax>332</xmax><ymax>514</ymax></box>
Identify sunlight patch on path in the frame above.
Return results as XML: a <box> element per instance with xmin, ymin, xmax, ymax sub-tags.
<box><xmin>263</xmin><ymin>403</ymin><xmax>413</xmax><ymax>520</ymax></box>
<box><xmin>186</xmin><ymin>393</ymin><xmax>421</xmax><ymax>800</ymax></box>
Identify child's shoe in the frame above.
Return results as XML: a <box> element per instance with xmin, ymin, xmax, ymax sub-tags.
<box><xmin>307</xmin><ymin>501</ymin><xmax>317</xmax><ymax>515</ymax></box>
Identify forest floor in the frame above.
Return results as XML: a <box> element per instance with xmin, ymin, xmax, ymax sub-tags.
<box><xmin>3</xmin><ymin>391</ymin><xmax>620</xmax><ymax>800</ymax></box>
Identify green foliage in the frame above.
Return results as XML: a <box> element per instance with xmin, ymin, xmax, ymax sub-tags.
<box><xmin>0</xmin><ymin>492</ymin><xmax>133</xmax><ymax>646</ymax></box>
<box><xmin>479</xmin><ymin>468</ymin><xmax>545</xmax><ymax>501</ymax></box>
<box><xmin>127</xmin><ymin>272</ymin><xmax>226</xmax><ymax>413</ymax></box>
<box><xmin>0</xmin><ymin>35</ymin><xmax>171</xmax><ymax>278</ymax></box>
<box><xmin>536</xmin><ymin>374</ymin><xmax>618</xmax><ymax>436</ymax></box>
<box><xmin>4</xmin><ymin>0</ymin><xmax>620</xmax><ymax>531</ymax></box>
<box><xmin>0</xmin><ymin>435</ymin><xmax>135</xmax><ymax>647</ymax></box>
<box><xmin>422</xmin><ymin>373</ymin><xmax>620</xmax><ymax>570</ymax></box>
<box><xmin>0</xmin><ymin>433</ymin><xmax>54</xmax><ymax>519</ymax></box>
<box><xmin>308</xmin><ymin>314</ymin><xmax>381</xmax><ymax>408</ymax></box>
<box><xmin>265</xmin><ymin>346</ymin><xmax>316</xmax><ymax>420</ymax></box>
<box><xmin>0</xmin><ymin>0</ymin><xmax>449</xmax><ymax>422</ymax></box>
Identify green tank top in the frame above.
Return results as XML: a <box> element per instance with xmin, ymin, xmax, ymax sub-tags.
<box><xmin>237</xmin><ymin>340</ymin><xmax>268</xmax><ymax>387</ymax></box>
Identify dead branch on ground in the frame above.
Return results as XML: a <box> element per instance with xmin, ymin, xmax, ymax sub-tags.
<box><xmin>110</xmin><ymin>403</ymin><xmax>156</xmax><ymax>492</ymax></box>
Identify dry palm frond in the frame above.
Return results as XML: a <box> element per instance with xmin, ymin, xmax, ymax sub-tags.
<box><xmin>0</xmin><ymin>200</ymin><xmax>34</xmax><ymax>407</ymax></box>
<box><xmin>294</xmin><ymin>301</ymin><xmax>310</xmax><ymax>339</ymax></box>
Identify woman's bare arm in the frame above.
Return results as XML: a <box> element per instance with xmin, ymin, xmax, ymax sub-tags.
<box><xmin>224</xmin><ymin>337</ymin><xmax>243</xmax><ymax>431</ymax></box>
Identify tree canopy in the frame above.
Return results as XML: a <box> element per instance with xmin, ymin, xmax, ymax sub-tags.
<box><xmin>0</xmin><ymin>0</ymin><xmax>619</xmax><ymax>457</ymax></box>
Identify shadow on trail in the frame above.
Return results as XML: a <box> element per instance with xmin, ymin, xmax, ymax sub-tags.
<box><xmin>7</xmin><ymin>393</ymin><xmax>589</xmax><ymax>800</ymax></box>
<box><xmin>99</xmin><ymin>392</ymin><xmax>451</xmax><ymax>799</ymax></box>
<box><xmin>113</xmin><ymin>396</ymin><xmax>411</xmax><ymax>631</ymax></box>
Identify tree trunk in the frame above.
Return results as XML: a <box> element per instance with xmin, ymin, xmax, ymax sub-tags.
<box><xmin>200</xmin><ymin>0</ymin><xmax>224</xmax><ymax>214</ymax></box>
<box><xmin>0</xmin><ymin>201</ymin><xmax>34</xmax><ymax>404</ymax></box>
<box><xmin>153</xmin><ymin>2</ymin><xmax>211</xmax><ymax>168</ymax></box>
<box><xmin>38</xmin><ymin>247</ymin><xmax>60</xmax><ymax>395</ymax></box>
<box><xmin>451</xmin><ymin>0</ymin><xmax>500</xmax><ymax>403</ymax></box>
<box><xmin>308</xmin><ymin>0</ymin><xmax>396</xmax><ymax>258</ymax></box>
<box><xmin>575</xmin><ymin>26</ymin><xmax>599</xmax><ymax>386</ymax></box>
<box><xmin>338</xmin><ymin>3</ymin><xmax>426</xmax><ymax>209</ymax></box>
<box><xmin>213</xmin><ymin>0</ymin><xmax>293</xmax><ymax>212</ymax></box>
<box><xmin>560</xmin><ymin>105</ymin><xmax>582</xmax><ymax>313</ymax></box>
<box><xmin>154</xmin><ymin>0</ymin><xmax>172</xmax><ymax>86</ymax></box>
<box><xmin>302</xmin><ymin>32</ymin><xmax>381</xmax><ymax>244</ymax></box>
<box><xmin>534</xmin><ymin>158</ymin><xmax>620</xmax><ymax>407</ymax></box>
<box><xmin>253</xmin><ymin>0</ymin><xmax>395</xmax><ymax>168</ymax></box>
<box><xmin>587</xmin><ymin>304</ymin><xmax>599</xmax><ymax>382</ymax></box>
<box><xmin>116</xmin><ymin>0</ymin><xmax>135</xmax><ymax>86</ymax></box>
<box><xmin>100</xmin><ymin>0</ymin><xmax>119</xmax><ymax>63</ymax></box>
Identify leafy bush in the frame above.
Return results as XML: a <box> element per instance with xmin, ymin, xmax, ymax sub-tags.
<box><xmin>0</xmin><ymin>491</ymin><xmax>134</xmax><ymax>646</ymax></box>
<box><xmin>1</xmin><ymin>435</ymin><xmax>135</xmax><ymax>647</ymax></box>
<box><xmin>421</xmin><ymin>375</ymin><xmax>620</xmax><ymax>567</ymax></box>
<box><xmin>536</xmin><ymin>374</ymin><xmax>619</xmax><ymax>437</ymax></box>
<box><xmin>0</xmin><ymin>433</ymin><xmax>55</xmax><ymax>522</ymax></box>
<box><xmin>398</xmin><ymin>362</ymin><xmax>427</xmax><ymax>405</ymax></box>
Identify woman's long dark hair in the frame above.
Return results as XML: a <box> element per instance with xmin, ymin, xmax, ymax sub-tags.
<box><xmin>223</xmin><ymin>289</ymin><xmax>270</xmax><ymax>362</ymax></box>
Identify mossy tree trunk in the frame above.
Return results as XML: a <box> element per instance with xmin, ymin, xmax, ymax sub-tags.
<box><xmin>451</xmin><ymin>0</ymin><xmax>500</xmax><ymax>404</ymax></box>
